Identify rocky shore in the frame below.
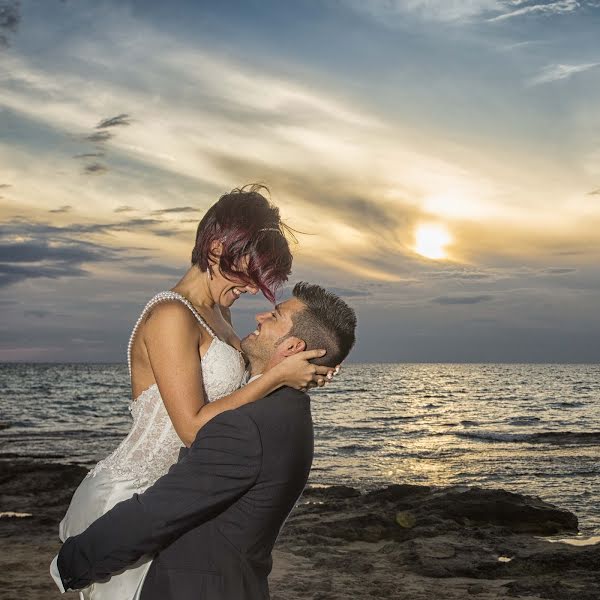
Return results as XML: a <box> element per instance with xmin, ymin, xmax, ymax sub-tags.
<box><xmin>1</xmin><ymin>460</ymin><xmax>599</xmax><ymax>599</ymax></box>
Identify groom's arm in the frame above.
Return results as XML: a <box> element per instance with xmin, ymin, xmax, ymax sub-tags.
<box><xmin>56</xmin><ymin>409</ymin><xmax>262</xmax><ymax>592</ymax></box>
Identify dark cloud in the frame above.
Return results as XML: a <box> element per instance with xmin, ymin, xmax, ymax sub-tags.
<box><xmin>152</xmin><ymin>229</ymin><xmax>185</xmax><ymax>237</ymax></box>
<box><xmin>0</xmin><ymin>218</ymin><xmax>162</xmax><ymax>288</ymax></box>
<box><xmin>588</xmin><ymin>188</ymin><xmax>600</xmax><ymax>196</ymax></box>
<box><xmin>114</xmin><ymin>205</ymin><xmax>135</xmax><ymax>213</ymax></box>
<box><xmin>326</xmin><ymin>286</ymin><xmax>371</xmax><ymax>298</ymax></box>
<box><xmin>49</xmin><ymin>205</ymin><xmax>72</xmax><ymax>214</ymax></box>
<box><xmin>151</xmin><ymin>207</ymin><xmax>199</xmax><ymax>215</ymax></box>
<box><xmin>73</xmin><ymin>152</ymin><xmax>104</xmax><ymax>159</ymax></box>
<box><xmin>0</xmin><ymin>183</ymin><xmax>12</xmax><ymax>189</ymax></box>
<box><xmin>83</xmin><ymin>163</ymin><xmax>109</xmax><ymax>175</ymax></box>
<box><xmin>0</xmin><ymin>260</ymin><xmax>91</xmax><ymax>288</ymax></box>
<box><xmin>0</xmin><ymin>240</ymin><xmax>108</xmax><ymax>264</ymax></box>
<box><xmin>24</xmin><ymin>309</ymin><xmax>50</xmax><ymax>318</ymax></box>
<box><xmin>426</xmin><ymin>269</ymin><xmax>495</xmax><ymax>281</ymax></box>
<box><xmin>544</xmin><ymin>267</ymin><xmax>577</xmax><ymax>275</ymax></box>
<box><xmin>432</xmin><ymin>294</ymin><xmax>495</xmax><ymax>305</ymax></box>
<box><xmin>85</xmin><ymin>131</ymin><xmax>113</xmax><ymax>143</ymax></box>
<box><xmin>96</xmin><ymin>114</ymin><xmax>132</xmax><ymax>129</ymax></box>
<box><xmin>2</xmin><ymin>216</ymin><xmax>184</xmax><ymax>243</ymax></box>
<box><xmin>0</xmin><ymin>1</ymin><xmax>19</xmax><ymax>48</ymax></box>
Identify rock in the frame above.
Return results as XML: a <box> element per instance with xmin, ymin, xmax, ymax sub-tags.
<box><xmin>424</xmin><ymin>487</ymin><xmax>578</xmax><ymax>535</ymax></box>
<box><xmin>303</xmin><ymin>485</ymin><xmax>361</xmax><ymax>499</ymax></box>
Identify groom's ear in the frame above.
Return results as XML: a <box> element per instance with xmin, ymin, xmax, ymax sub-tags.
<box><xmin>281</xmin><ymin>336</ymin><xmax>306</xmax><ymax>356</ymax></box>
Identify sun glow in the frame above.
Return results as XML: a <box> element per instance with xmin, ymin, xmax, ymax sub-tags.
<box><xmin>414</xmin><ymin>223</ymin><xmax>452</xmax><ymax>259</ymax></box>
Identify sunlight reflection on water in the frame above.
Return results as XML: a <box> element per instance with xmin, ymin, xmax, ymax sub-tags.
<box><xmin>1</xmin><ymin>362</ymin><xmax>599</xmax><ymax>533</ymax></box>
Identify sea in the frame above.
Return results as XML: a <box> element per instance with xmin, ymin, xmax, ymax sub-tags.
<box><xmin>1</xmin><ymin>362</ymin><xmax>598</xmax><ymax>534</ymax></box>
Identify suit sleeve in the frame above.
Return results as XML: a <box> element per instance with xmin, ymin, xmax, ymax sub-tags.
<box><xmin>57</xmin><ymin>409</ymin><xmax>262</xmax><ymax>591</ymax></box>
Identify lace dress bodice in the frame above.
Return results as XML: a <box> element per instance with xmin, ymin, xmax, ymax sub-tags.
<box><xmin>87</xmin><ymin>291</ymin><xmax>247</xmax><ymax>489</ymax></box>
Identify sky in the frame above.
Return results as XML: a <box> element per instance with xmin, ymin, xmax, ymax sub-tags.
<box><xmin>1</xmin><ymin>0</ymin><xmax>600</xmax><ymax>363</ymax></box>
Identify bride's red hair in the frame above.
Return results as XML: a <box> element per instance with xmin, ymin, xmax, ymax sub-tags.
<box><xmin>191</xmin><ymin>184</ymin><xmax>295</xmax><ymax>303</ymax></box>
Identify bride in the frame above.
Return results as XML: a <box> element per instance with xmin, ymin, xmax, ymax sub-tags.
<box><xmin>55</xmin><ymin>185</ymin><xmax>336</xmax><ymax>599</ymax></box>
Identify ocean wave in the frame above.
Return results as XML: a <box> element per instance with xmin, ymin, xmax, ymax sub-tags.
<box><xmin>455</xmin><ymin>430</ymin><xmax>600</xmax><ymax>445</ymax></box>
<box><xmin>550</xmin><ymin>401</ymin><xmax>586</xmax><ymax>409</ymax></box>
<box><xmin>507</xmin><ymin>416</ymin><xmax>541</xmax><ymax>426</ymax></box>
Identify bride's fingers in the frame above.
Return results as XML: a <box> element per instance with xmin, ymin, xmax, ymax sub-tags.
<box><xmin>297</xmin><ymin>349</ymin><xmax>327</xmax><ymax>361</ymax></box>
<box><xmin>314</xmin><ymin>365</ymin><xmax>334</xmax><ymax>376</ymax></box>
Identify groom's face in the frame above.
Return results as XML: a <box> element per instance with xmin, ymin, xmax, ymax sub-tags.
<box><xmin>240</xmin><ymin>297</ymin><xmax>307</xmax><ymax>369</ymax></box>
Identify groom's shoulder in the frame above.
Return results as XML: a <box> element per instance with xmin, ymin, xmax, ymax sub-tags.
<box><xmin>238</xmin><ymin>387</ymin><xmax>311</xmax><ymax>421</ymax></box>
<box><xmin>259</xmin><ymin>386</ymin><xmax>311</xmax><ymax>407</ymax></box>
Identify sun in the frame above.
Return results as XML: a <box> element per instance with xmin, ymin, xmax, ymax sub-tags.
<box><xmin>414</xmin><ymin>223</ymin><xmax>452</xmax><ymax>260</ymax></box>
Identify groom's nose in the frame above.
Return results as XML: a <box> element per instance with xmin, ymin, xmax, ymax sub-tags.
<box><xmin>256</xmin><ymin>311</ymin><xmax>268</xmax><ymax>324</ymax></box>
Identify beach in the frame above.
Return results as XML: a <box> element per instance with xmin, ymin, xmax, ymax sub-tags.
<box><xmin>2</xmin><ymin>458</ymin><xmax>599</xmax><ymax>600</ymax></box>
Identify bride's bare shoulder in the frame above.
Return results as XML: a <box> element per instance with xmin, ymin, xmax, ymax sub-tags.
<box><xmin>143</xmin><ymin>300</ymin><xmax>201</xmax><ymax>337</ymax></box>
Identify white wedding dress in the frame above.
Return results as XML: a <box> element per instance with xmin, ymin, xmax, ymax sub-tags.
<box><xmin>57</xmin><ymin>291</ymin><xmax>247</xmax><ymax>600</ymax></box>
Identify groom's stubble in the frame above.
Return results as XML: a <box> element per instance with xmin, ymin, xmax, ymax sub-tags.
<box><xmin>240</xmin><ymin>298</ymin><xmax>306</xmax><ymax>376</ymax></box>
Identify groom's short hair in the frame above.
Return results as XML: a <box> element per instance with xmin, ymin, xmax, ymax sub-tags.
<box><xmin>288</xmin><ymin>282</ymin><xmax>357</xmax><ymax>367</ymax></box>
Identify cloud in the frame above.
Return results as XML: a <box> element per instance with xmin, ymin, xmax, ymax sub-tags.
<box><xmin>0</xmin><ymin>239</ymin><xmax>114</xmax><ymax>264</ymax></box>
<box><xmin>432</xmin><ymin>294</ymin><xmax>495</xmax><ymax>305</ymax></box>
<box><xmin>96</xmin><ymin>113</ymin><xmax>132</xmax><ymax>129</ymax></box>
<box><xmin>0</xmin><ymin>216</ymin><xmax>188</xmax><ymax>288</ymax></box>
<box><xmin>24</xmin><ymin>309</ymin><xmax>50</xmax><ymax>318</ymax></box>
<box><xmin>0</xmin><ymin>236</ymin><xmax>122</xmax><ymax>288</ymax></box>
<box><xmin>344</xmin><ymin>0</ymin><xmax>593</xmax><ymax>24</ymax></box>
<box><xmin>426</xmin><ymin>268</ymin><xmax>497</xmax><ymax>281</ymax></box>
<box><xmin>73</xmin><ymin>152</ymin><xmax>104</xmax><ymax>159</ymax></box>
<box><xmin>528</xmin><ymin>63</ymin><xmax>600</xmax><ymax>86</ymax></box>
<box><xmin>0</xmin><ymin>183</ymin><xmax>12</xmax><ymax>189</ymax></box>
<box><xmin>0</xmin><ymin>262</ymin><xmax>89</xmax><ymax>288</ymax></box>
<box><xmin>83</xmin><ymin>163</ymin><xmax>109</xmax><ymax>175</ymax></box>
<box><xmin>588</xmin><ymin>188</ymin><xmax>600</xmax><ymax>195</ymax></box>
<box><xmin>207</xmin><ymin>153</ymin><xmax>415</xmax><ymax>236</ymax></box>
<box><xmin>49</xmin><ymin>205</ymin><xmax>72</xmax><ymax>214</ymax></box>
<box><xmin>488</xmin><ymin>0</ymin><xmax>580</xmax><ymax>22</ymax></box>
<box><xmin>544</xmin><ymin>267</ymin><xmax>577</xmax><ymax>275</ymax></box>
<box><xmin>343</xmin><ymin>0</ymin><xmax>503</xmax><ymax>23</ymax></box>
<box><xmin>114</xmin><ymin>205</ymin><xmax>136</xmax><ymax>213</ymax></box>
<box><xmin>1</xmin><ymin>216</ymin><xmax>180</xmax><ymax>244</ymax></box>
<box><xmin>132</xmin><ymin>263</ymin><xmax>186</xmax><ymax>276</ymax></box>
<box><xmin>324</xmin><ymin>286</ymin><xmax>371</xmax><ymax>298</ymax></box>
<box><xmin>0</xmin><ymin>0</ymin><xmax>19</xmax><ymax>48</ymax></box>
<box><xmin>151</xmin><ymin>206</ymin><xmax>199</xmax><ymax>215</ymax></box>
<box><xmin>85</xmin><ymin>131</ymin><xmax>113</xmax><ymax>143</ymax></box>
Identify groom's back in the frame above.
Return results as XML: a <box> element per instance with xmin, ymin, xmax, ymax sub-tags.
<box><xmin>141</xmin><ymin>387</ymin><xmax>313</xmax><ymax>600</ymax></box>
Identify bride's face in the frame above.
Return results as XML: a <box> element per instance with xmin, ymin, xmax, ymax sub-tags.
<box><xmin>209</xmin><ymin>251</ymin><xmax>259</xmax><ymax>307</ymax></box>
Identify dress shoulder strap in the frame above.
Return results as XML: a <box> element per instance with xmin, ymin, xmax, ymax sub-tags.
<box><xmin>127</xmin><ymin>291</ymin><xmax>216</xmax><ymax>376</ymax></box>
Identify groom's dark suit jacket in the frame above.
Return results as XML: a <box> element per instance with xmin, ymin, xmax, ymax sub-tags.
<box><xmin>57</xmin><ymin>387</ymin><xmax>313</xmax><ymax>600</ymax></box>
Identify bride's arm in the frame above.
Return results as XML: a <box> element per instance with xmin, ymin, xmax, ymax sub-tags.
<box><xmin>143</xmin><ymin>302</ymin><xmax>330</xmax><ymax>447</ymax></box>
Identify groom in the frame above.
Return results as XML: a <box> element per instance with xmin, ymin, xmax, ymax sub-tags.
<box><xmin>53</xmin><ymin>282</ymin><xmax>357</xmax><ymax>599</ymax></box>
